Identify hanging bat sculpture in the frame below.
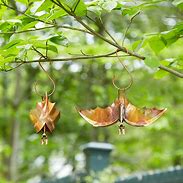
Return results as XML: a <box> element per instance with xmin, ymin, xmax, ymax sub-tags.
<box><xmin>29</xmin><ymin>93</ymin><xmax>60</xmax><ymax>144</ymax></box>
<box><xmin>78</xmin><ymin>91</ymin><xmax>167</xmax><ymax>134</ymax></box>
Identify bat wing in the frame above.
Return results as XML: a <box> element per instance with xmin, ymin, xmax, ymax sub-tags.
<box><xmin>78</xmin><ymin>100</ymin><xmax>120</xmax><ymax>127</ymax></box>
<box><xmin>124</xmin><ymin>102</ymin><xmax>167</xmax><ymax>127</ymax></box>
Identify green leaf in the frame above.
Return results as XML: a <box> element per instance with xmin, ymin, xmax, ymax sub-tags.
<box><xmin>49</xmin><ymin>35</ymin><xmax>68</xmax><ymax>46</ymax></box>
<box><xmin>172</xmin><ymin>0</ymin><xmax>183</xmax><ymax>9</ymax></box>
<box><xmin>87</xmin><ymin>6</ymin><xmax>102</xmax><ymax>16</ymax></box>
<box><xmin>15</xmin><ymin>0</ymin><xmax>28</xmax><ymax>4</ymax></box>
<box><xmin>160</xmin><ymin>23</ymin><xmax>183</xmax><ymax>46</ymax></box>
<box><xmin>3</xmin><ymin>56</ymin><xmax>16</xmax><ymax>63</ymax></box>
<box><xmin>0</xmin><ymin>55</ymin><xmax>5</xmax><ymax>66</ymax></box>
<box><xmin>36</xmin><ymin>0</ymin><xmax>53</xmax><ymax>12</ymax></box>
<box><xmin>102</xmin><ymin>1</ymin><xmax>118</xmax><ymax>12</ymax></box>
<box><xmin>0</xmin><ymin>22</ymin><xmax>12</xmax><ymax>32</ymax></box>
<box><xmin>3</xmin><ymin>39</ymin><xmax>22</xmax><ymax>49</ymax></box>
<box><xmin>62</xmin><ymin>0</ymin><xmax>87</xmax><ymax>16</ymax></box>
<box><xmin>47</xmin><ymin>45</ymin><xmax>58</xmax><ymax>53</ymax></box>
<box><xmin>147</xmin><ymin>35</ymin><xmax>166</xmax><ymax>54</ymax></box>
<box><xmin>0</xmin><ymin>49</ymin><xmax>19</xmax><ymax>58</ymax></box>
<box><xmin>132</xmin><ymin>40</ymin><xmax>143</xmax><ymax>51</ymax></box>
<box><xmin>20</xmin><ymin>21</ymin><xmax>39</xmax><ymax>31</ymax></box>
<box><xmin>19</xmin><ymin>17</ymin><xmax>35</xmax><ymax>25</ymax></box>
<box><xmin>122</xmin><ymin>8</ymin><xmax>139</xmax><ymax>16</ymax></box>
<box><xmin>0</xmin><ymin>19</ymin><xmax>21</xmax><ymax>32</ymax></box>
<box><xmin>161</xmin><ymin>30</ymin><xmax>178</xmax><ymax>46</ymax></box>
<box><xmin>154</xmin><ymin>69</ymin><xmax>169</xmax><ymax>79</ymax></box>
<box><xmin>5</xmin><ymin>19</ymin><xmax>22</xmax><ymax>24</ymax></box>
<box><xmin>73</xmin><ymin>0</ymin><xmax>87</xmax><ymax>16</ymax></box>
<box><xmin>31</xmin><ymin>41</ymin><xmax>58</xmax><ymax>53</ymax></box>
<box><xmin>144</xmin><ymin>56</ymin><xmax>160</xmax><ymax>68</ymax></box>
<box><xmin>62</xmin><ymin>0</ymin><xmax>76</xmax><ymax>7</ymax></box>
<box><xmin>47</xmin><ymin>9</ymin><xmax>67</xmax><ymax>21</ymax></box>
<box><xmin>0</xmin><ymin>6</ymin><xmax>7</xmax><ymax>19</ymax></box>
<box><xmin>121</xmin><ymin>1</ymin><xmax>160</xmax><ymax>16</ymax></box>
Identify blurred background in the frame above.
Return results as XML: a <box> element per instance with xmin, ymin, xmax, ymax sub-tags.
<box><xmin>0</xmin><ymin>0</ymin><xmax>183</xmax><ymax>182</ymax></box>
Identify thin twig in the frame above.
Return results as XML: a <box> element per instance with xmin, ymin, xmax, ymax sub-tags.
<box><xmin>1</xmin><ymin>53</ymin><xmax>183</xmax><ymax>78</ymax></box>
<box><xmin>50</xmin><ymin>0</ymin><xmax>145</xmax><ymax>60</ymax></box>
<box><xmin>80</xmin><ymin>50</ymin><xmax>90</xmax><ymax>56</ymax></box>
<box><xmin>159</xmin><ymin>65</ymin><xmax>183</xmax><ymax>78</ymax></box>
<box><xmin>73</xmin><ymin>0</ymin><xmax>80</xmax><ymax>12</ymax></box>
<box><xmin>9</xmin><ymin>50</ymin><xmax>126</xmax><ymax>64</ymax></box>
<box><xmin>0</xmin><ymin>63</ymin><xmax>24</xmax><ymax>72</ymax></box>
<box><xmin>98</xmin><ymin>17</ymin><xmax>119</xmax><ymax>45</ymax></box>
<box><xmin>1</xmin><ymin>0</ymin><xmax>54</xmax><ymax>26</ymax></box>
<box><xmin>32</xmin><ymin>46</ymin><xmax>46</xmax><ymax>59</ymax></box>
<box><xmin>2</xmin><ymin>0</ymin><xmax>182</xmax><ymax>78</ymax></box>
<box><xmin>0</xmin><ymin>25</ymin><xmax>91</xmax><ymax>35</ymax></box>
<box><xmin>122</xmin><ymin>11</ymin><xmax>140</xmax><ymax>46</ymax></box>
<box><xmin>86</xmin><ymin>15</ymin><xmax>96</xmax><ymax>24</ymax></box>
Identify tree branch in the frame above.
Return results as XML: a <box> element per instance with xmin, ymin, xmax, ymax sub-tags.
<box><xmin>1</xmin><ymin>0</ymin><xmax>53</xmax><ymax>26</ymax></box>
<box><xmin>50</xmin><ymin>0</ymin><xmax>145</xmax><ymax>60</ymax></box>
<box><xmin>1</xmin><ymin>52</ymin><xmax>183</xmax><ymax>78</ymax></box>
<box><xmin>50</xmin><ymin>0</ymin><xmax>183</xmax><ymax>79</ymax></box>
<box><xmin>0</xmin><ymin>50</ymin><xmax>128</xmax><ymax>72</ymax></box>
<box><xmin>1</xmin><ymin>0</ymin><xmax>182</xmax><ymax>78</ymax></box>
<box><xmin>0</xmin><ymin>25</ymin><xmax>91</xmax><ymax>35</ymax></box>
<box><xmin>98</xmin><ymin>17</ymin><xmax>119</xmax><ymax>45</ymax></box>
<box><xmin>122</xmin><ymin>11</ymin><xmax>140</xmax><ymax>46</ymax></box>
<box><xmin>10</xmin><ymin>50</ymin><xmax>127</xmax><ymax>64</ymax></box>
<box><xmin>159</xmin><ymin>65</ymin><xmax>183</xmax><ymax>78</ymax></box>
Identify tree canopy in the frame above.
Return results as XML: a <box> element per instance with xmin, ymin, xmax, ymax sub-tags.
<box><xmin>0</xmin><ymin>0</ymin><xmax>183</xmax><ymax>182</ymax></box>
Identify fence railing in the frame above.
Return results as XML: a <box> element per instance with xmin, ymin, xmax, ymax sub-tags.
<box><xmin>40</xmin><ymin>142</ymin><xmax>183</xmax><ymax>183</ymax></box>
<box><xmin>115</xmin><ymin>166</ymin><xmax>183</xmax><ymax>183</ymax></box>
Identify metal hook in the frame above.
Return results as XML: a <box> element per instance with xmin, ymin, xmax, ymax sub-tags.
<box><xmin>112</xmin><ymin>52</ymin><xmax>133</xmax><ymax>92</ymax></box>
<box><xmin>34</xmin><ymin>61</ymin><xmax>56</xmax><ymax>97</ymax></box>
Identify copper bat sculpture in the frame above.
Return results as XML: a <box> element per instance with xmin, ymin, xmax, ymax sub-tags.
<box><xmin>78</xmin><ymin>90</ymin><xmax>167</xmax><ymax>134</ymax></box>
<box><xmin>30</xmin><ymin>93</ymin><xmax>60</xmax><ymax>144</ymax></box>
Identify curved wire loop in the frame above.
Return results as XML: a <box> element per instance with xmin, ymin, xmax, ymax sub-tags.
<box><xmin>112</xmin><ymin>51</ymin><xmax>133</xmax><ymax>92</ymax></box>
<box><xmin>34</xmin><ymin>61</ymin><xmax>55</xmax><ymax>98</ymax></box>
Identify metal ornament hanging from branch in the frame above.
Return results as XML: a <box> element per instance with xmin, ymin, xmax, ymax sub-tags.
<box><xmin>30</xmin><ymin>62</ymin><xmax>60</xmax><ymax>145</ymax></box>
<box><xmin>78</xmin><ymin>53</ymin><xmax>167</xmax><ymax>134</ymax></box>
<box><xmin>30</xmin><ymin>92</ymin><xmax>60</xmax><ymax>145</ymax></box>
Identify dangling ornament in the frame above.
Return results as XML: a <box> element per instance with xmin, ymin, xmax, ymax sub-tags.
<box><xmin>29</xmin><ymin>61</ymin><xmax>60</xmax><ymax>144</ymax></box>
<box><xmin>78</xmin><ymin>90</ymin><xmax>167</xmax><ymax>134</ymax></box>
<box><xmin>30</xmin><ymin>92</ymin><xmax>60</xmax><ymax>144</ymax></box>
<box><xmin>78</xmin><ymin>52</ymin><xmax>167</xmax><ymax>133</ymax></box>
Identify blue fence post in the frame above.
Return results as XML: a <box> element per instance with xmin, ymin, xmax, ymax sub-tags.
<box><xmin>82</xmin><ymin>141</ymin><xmax>114</xmax><ymax>173</ymax></box>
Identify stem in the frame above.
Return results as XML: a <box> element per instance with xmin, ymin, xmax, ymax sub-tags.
<box><xmin>98</xmin><ymin>17</ymin><xmax>119</xmax><ymax>45</ymax></box>
<box><xmin>50</xmin><ymin>0</ymin><xmax>183</xmax><ymax>78</ymax></box>
<box><xmin>51</xmin><ymin>0</ymin><xmax>145</xmax><ymax>60</ymax></box>
<box><xmin>11</xmin><ymin>50</ymin><xmax>127</xmax><ymax>64</ymax></box>
<box><xmin>1</xmin><ymin>0</ymin><xmax>182</xmax><ymax>78</ymax></box>
<box><xmin>122</xmin><ymin>11</ymin><xmax>140</xmax><ymax>46</ymax></box>
<box><xmin>0</xmin><ymin>25</ymin><xmax>91</xmax><ymax>35</ymax></box>
<box><xmin>1</xmin><ymin>1</ymin><xmax>53</xmax><ymax>25</ymax></box>
<box><xmin>159</xmin><ymin>65</ymin><xmax>183</xmax><ymax>78</ymax></box>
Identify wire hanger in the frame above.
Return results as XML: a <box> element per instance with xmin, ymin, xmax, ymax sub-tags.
<box><xmin>112</xmin><ymin>51</ymin><xmax>133</xmax><ymax>98</ymax></box>
<box><xmin>34</xmin><ymin>60</ymin><xmax>56</xmax><ymax>98</ymax></box>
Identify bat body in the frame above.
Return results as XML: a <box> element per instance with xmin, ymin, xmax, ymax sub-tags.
<box><xmin>78</xmin><ymin>95</ymin><xmax>167</xmax><ymax>128</ymax></box>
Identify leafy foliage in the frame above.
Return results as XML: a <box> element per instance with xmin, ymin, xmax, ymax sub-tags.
<box><xmin>0</xmin><ymin>0</ymin><xmax>183</xmax><ymax>182</ymax></box>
